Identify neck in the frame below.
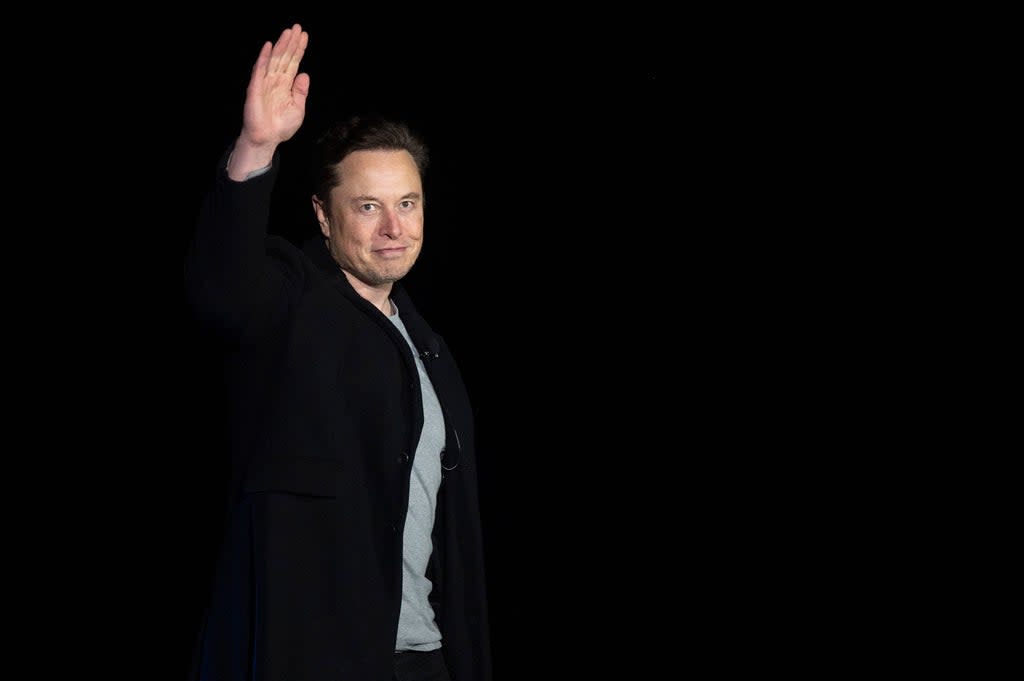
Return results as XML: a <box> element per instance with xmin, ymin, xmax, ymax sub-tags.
<box><xmin>341</xmin><ymin>270</ymin><xmax>393</xmax><ymax>314</ymax></box>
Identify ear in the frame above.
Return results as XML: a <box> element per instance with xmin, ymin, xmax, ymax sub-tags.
<box><xmin>312</xmin><ymin>195</ymin><xmax>330</xmax><ymax>238</ymax></box>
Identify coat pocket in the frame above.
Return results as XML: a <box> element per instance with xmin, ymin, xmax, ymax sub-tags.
<box><xmin>242</xmin><ymin>456</ymin><xmax>344</xmax><ymax>497</ymax></box>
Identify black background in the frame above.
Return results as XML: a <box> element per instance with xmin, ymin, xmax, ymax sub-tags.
<box><xmin>11</xmin><ymin>8</ymin><xmax>874</xmax><ymax>675</ymax></box>
<box><xmin>175</xmin><ymin>10</ymin><xmax>688</xmax><ymax>679</ymax></box>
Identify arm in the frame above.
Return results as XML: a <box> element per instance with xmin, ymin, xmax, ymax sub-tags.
<box><xmin>184</xmin><ymin>25</ymin><xmax>312</xmax><ymax>341</ymax></box>
<box><xmin>228</xmin><ymin>24</ymin><xmax>310</xmax><ymax>180</ymax></box>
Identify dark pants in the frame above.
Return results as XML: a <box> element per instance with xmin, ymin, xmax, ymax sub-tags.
<box><xmin>393</xmin><ymin>649</ymin><xmax>451</xmax><ymax>681</ymax></box>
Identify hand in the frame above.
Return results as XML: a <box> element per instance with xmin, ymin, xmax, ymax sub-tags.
<box><xmin>229</xmin><ymin>24</ymin><xmax>310</xmax><ymax>177</ymax></box>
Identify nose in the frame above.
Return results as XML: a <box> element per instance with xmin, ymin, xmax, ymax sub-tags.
<box><xmin>379</xmin><ymin>208</ymin><xmax>403</xmax><ymax>239</ymax></box>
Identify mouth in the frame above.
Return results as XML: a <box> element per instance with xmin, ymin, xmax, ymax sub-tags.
<box><xmin>375</xmin><ymin>246</ymin><xmax>408</xmax><ymax>258</ymax></box>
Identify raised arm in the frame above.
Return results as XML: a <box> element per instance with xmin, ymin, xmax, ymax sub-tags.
<box><xmin>228</xmin><ymin>24</ymin><xmax>310</xmax><ymax>180</ymax></box>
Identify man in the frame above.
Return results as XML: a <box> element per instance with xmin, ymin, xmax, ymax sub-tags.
<box><xmin>184</xmin><ymin>24</ymin><xmax>491</xmax><ymax>680</ymax></box>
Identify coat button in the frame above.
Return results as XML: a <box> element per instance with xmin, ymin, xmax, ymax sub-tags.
<box><xmin>399</xmin><ymin>451</ymin><xmax>410</xmax><ymax>464</ymax></box>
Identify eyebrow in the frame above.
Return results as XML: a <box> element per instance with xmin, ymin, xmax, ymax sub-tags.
<box><xmin>350</xmin><ymin>192</ymin><xmax>422</xmax><ymax>203</ymax></box>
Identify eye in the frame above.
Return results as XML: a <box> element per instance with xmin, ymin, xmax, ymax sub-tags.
<box><xmin>359</xmin><ymin>203</ymin><xmax>378</xmax><ymax>214</ymax></box>
<box><xmin>399</xmin><ymin>200</ymin><xmax>415</xmax><ymax>210</ymax></box>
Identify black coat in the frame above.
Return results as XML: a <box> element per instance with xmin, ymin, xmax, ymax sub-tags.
<box><xmin>184</xmin><ymin>154</ymin><xmax>492</xmax><ymax>680</ymax></box>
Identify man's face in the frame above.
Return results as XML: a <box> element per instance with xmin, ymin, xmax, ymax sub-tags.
<box><xmin>313</xmin><ymin>149</ymin><xmax>424</xmax><ymax>289</ymax></box>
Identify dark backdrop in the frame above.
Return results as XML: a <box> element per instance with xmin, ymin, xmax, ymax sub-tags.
<box><xmin>177</xmin><ymin>10</ymin><xmax>682</xmax><ymax>679</ymax></box>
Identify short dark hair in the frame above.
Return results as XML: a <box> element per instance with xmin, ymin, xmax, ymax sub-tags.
<box><xmin>312</xmin><ymin>115</ymin><xmax>429</xmax><ymax>207</ymax></box>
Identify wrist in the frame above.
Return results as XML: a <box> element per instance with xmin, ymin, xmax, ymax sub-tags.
<box><xmin>227</xmin><ymin>136</ymin><xmax>277</xmax><ymax>181</ymax></box>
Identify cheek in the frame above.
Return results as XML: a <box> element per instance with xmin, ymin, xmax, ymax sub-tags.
<box><xmin>346</xmin><ymin>228</ymin><xmax>379</xmax><ymax>253</ymax></box>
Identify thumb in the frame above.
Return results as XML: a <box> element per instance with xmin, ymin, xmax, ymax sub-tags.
<box><xmin>293</xmin><ymin>73</ymin><xmax>311</xmax><ymax>108</ymax></box>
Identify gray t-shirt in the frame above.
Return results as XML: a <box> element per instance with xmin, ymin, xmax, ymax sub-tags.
<box><xmin>388</xmin><ymin>303</ymin><xmax>445</xmax><ymax>651</ymax></box>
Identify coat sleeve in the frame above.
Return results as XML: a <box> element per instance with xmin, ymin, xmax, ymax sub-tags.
<box><xmin>183</xmin><ymin>148</ymin><xmax>306</xmax><ymax>344</ymax></box>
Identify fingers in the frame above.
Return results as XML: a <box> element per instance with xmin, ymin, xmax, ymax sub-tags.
<box><xmin>289</xmin><ymin>26</ymin><xmax>309</xmax><ymax>74</ymax></box>
<box><xmin>269</xmin><ymin>23</ymin><xmax>308</xmax><ymax>77</ymax></box>
<box><xmin>251</xmin><ymin>40</ymin><xmax>273</xmax><ymax>79</ymax></box>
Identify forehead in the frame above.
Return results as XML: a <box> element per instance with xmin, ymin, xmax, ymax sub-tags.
<box><xmin>333</xmin><ymin>149</ymin><xmax>421</xmax><ymax>196</ymax></box>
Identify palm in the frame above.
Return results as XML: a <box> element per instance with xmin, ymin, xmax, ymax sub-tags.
<box><xmin>242</xmin><ymin>25</ymin><xmax>310</xmax><ymax>146</ymax></box>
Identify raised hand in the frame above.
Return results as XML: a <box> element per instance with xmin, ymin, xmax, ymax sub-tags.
<box><xmin>229</xmin><ymin>24</ymin><xmax>310</xmax><ymax>179</ymax></box>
